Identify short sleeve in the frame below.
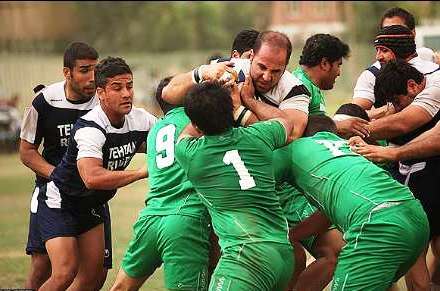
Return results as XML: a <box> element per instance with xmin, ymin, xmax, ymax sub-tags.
<box><xmin>74</xmin><ymin>127</ymin><xmax>106</xmax><ymax>160</ymax></box>
<box><xmin>352</xmin><ymin>70</ymin><xmax>376</xmax><ymax>102</ymax></box>
<box><xmin>247</xmin><ymin>120</ymin><xmax>287</xmax><ymax>150</ymax></box>
<box><xmin>20</xmin><ymin>105</ymin><xmax>40</xmax><ymax>144</ymax></box>
<box><xmin>411</xmin><ymin>85</ymin><xmax>440</xmax><ymax>117</ymax></box>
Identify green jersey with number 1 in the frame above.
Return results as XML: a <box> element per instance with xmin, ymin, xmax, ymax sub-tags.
<box><xmin>175</xmin><ymin>121</ymin><xmax>290</xmax><ymax>250</ymax></box>
<box><xmin>273</xmin><ymin>131</ymin><xmax>415</xmax><ymax>232</ymax></box>
<box><xmin>142</xmin><ymin>107</ymin><xmax>205</xmax><ymax>217</ymax></box>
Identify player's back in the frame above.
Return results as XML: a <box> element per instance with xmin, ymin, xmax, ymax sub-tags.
<box><xmin>144</xmin><ymin>107</ymin><xmax>205</xmax><ymax>217</ymax></box>
<box><xmin>274</xmin><ymin>131</ymin><xmax>415</xmax><ymax>231</ymax></box>
<box><xmin>176</xmin><ymin>121</ymin><xmax>290</xmax><ymax>249</ymax></box>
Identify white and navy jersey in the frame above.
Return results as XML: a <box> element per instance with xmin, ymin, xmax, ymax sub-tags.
<box><xmin>20</xmin><ymin>81</ymin><xmax>99</xmax><ymax>187</ymax></box>
<box><xmin>353</xmin><ymin>56</ymin><xmax>440</xmax><ymax>107</ymax></box>
<box><xmin>47</xmin><ymin>105</ymin><xmax>157</xmax><ymax>209</ymax></box>
<box><xmin>218</xmin><ymin>58</ymin><xmax>311</xmax><ymax>113</ymax></box>
<box><xmin>390</xmin><ymin>70</ymin><xmax>440</xmax><ymax>147</ymax></box>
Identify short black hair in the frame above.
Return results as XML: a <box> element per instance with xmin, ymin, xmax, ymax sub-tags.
<box><xmin>231</xmin><ymin>29</ymin><xmax>260</xmax><ymax>55</ymax></box>
<box><xmin>184</xmin><ymin>81</ymin><xmax>234</xmax><ymax>135</ymax></box>
<box><xmin>63</xmin><ymin>42</ymin><xmax>98</xmax><ymax>70</ymax></box>
<box><xmin>299</xmin><ymin>34</ymin><xmax>350</xmax><ymax>67</ymax></box>
<box><xmin>94</xmin><ymin>57</ymin><xmax>132</xmax><ymax>89</ymax></box>
<box><xmin>155</xmin><ymin>76</ymin><xmax>175</xmax><ymax>114</ymax></box>
<box><xmin>380</xmin><ymin>7</ymin><xmax>416</xmax><ymax>31</ymax></box>
<box><xmin>303</xmin><ymin>115</ymin><xmax>337</xmax><ymax>137</ymax></box>
<box><xmin>207</xmin><ymin>53</ymin><xmax>224</xmax><ymax>64</ymax></box>
<box><xmin>335</xmin><ymin>103</ymin><xmax>370</xmax><ymax>122</ymax></box>
<box><xmin>374</xmin><ymin>60</ymin><xmax>424</xmax><ymax>105</ymax></box>
<box><xmin>253</xmin><ymin>31</ymin><xmax>292</xmax><ymax>65</ymax></box>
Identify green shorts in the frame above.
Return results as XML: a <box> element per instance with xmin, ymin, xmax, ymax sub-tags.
<box><xmin>121</xmin><ymin>214</ymin><xmax>210</xmax><ymax>290</ymax></box>
<box><xmin>332</xmin><ymin>200</ymin><xmax>429</xmax><ymax>291</ymax></box>
<box><xmin>209</xmin><ymin>242</ymin><xmax>294</xmax><ymax>291</ymax></box>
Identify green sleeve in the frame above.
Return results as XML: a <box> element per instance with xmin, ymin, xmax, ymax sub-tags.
<box><xmin>248</xmin><ymin>120</ymin><xmax>287</xmax><ymax>150</ymax></box>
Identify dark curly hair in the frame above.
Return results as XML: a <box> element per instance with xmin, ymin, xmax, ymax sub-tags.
<box><xmin>94</xmin><ymin>57</ymin><xmax>132</xmax><ymax>88</ymax></box>
<box><xmin>299</xmin><ymin>34</ymin><xmax>350</xmax><ymax>67</ymax></box>
<box><xmin>232</xmin><ymin>29</ymin><xmax>260</xmax><ymax>55</ymax></box>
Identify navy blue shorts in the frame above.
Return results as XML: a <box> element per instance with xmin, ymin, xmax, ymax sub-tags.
<box><xmin>26</xmin><ymin>185</ymin><xmax>113</xmax><ymax>268</ymax></box>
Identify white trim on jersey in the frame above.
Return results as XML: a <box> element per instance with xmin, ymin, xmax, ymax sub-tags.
<box><xmin>75</xmin><ymin>127</ymin><xmax>106</xmax><ymax>160</ymax></box>
<box><xmin>41</xmin><ymin>81</ymin><xmax>99</xmax><ymax>110</ymax></box>
<box><xmin>20</xmin><ymin>106</ymin><xmax>39</xmax><ymax>144</ymax></box>
<box><xmin>411</xmin><ymin>72</ymin><xmax>440</xmax><ymax>118</ymax></box>
<box><xmin>353</xmin><ymin>57</ymin><xmax>439</xmax><ymax>103</ymax></box>
<box><xmin>45</xmin><ymin>181</ymin><xmax>62</xmax><ymax>209</ymax></box>
<box><xmin>279</xmin><ymin>95</ymin><xmax>309</xmax><ymax>113</ymax></box>
<box><xmin>30</xmin><ymin>186</ymin><xmax>39</xmax><ymax>213</ymax></box>
<box><xmin>81</xmin><ymin>105</ymin><xmax>157</xmax><ymax>134</ymax></box>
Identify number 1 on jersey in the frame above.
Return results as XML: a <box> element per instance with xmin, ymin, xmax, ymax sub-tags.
<box><xmin>223</xmin><ymin>150</ymin><xmax>256</xmax><ymax>190</ymax></box>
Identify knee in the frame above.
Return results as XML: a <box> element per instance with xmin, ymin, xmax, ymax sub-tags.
<box><xmin>51</xmin><ymin>266</ymin><xmax>77</xmax><ymax>288</ymax></box>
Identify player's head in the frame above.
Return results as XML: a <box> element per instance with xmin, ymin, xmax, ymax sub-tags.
<box><xmin>375</xmin><ymin>60</ymin><xmax>425</xmax><ymax>112</ymax></box>
<box><xmin>184</xmin><ymin>81</ymin><xmax>234</xmax><ymax>135</ymax></box>
<box><xmin>231</xmin><ymin>28</ymin><xmax>260</xmax><ymax>59</ymax></box>
<box><xmin>207</xmin><ymin>53</ymin><xmax>223</xmax><ymax>64</ymax></box>
<box><xmin>155</xmin><ymin>76</ymin><xmax>176</xmax><ymax>114</ymax></box>
<box><xmin>63</xmin><ymin>42</ymin><xmax>99</xmax><ymax>99</ymax></box>
<box><xmin>299</xmin><ymin>34</ymin><xmax>350</xmax><ymax>90</ymax></box>
<box><xmin>95</xmin><ymin>57</ymin><xmax>134</xmax><ymax>116</ymax></box>
<box><xmin>250</xmin><ymin>31</ymin><xmax>292</xmax><ymax>93</ymax></box>
<box><xmin>380</xmin><ymin>7</ymin><xmax>416</xmax><ymax>34</ymax></box>
<box><xmin>333</xmin><ymin>103</ymin><xmax>370</xmax><ymax>122</ymax></box>
<box><xmin>374</xmin><ymin>25</ymin><xmax>416</xmax><ymax>65</ymax></box>
<box><xmin>303</xmin><ymin>115</ymin><xmax>337</xmax><ymax>137</ymax></box>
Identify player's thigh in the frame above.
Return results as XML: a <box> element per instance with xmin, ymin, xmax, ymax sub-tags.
<box><xmin>77</xmin><ymin>222</ymin><xmax>105</xmax><ymax>278</ymax></box>
<box><xmin>160</xmin><ymin>215</ymin><xmax>210</xmax><ymax>290</ymax></box>
<box><xmin>45</xmin><ymin>236</ymin><xmax>79</xmax><ymax>277</ymax></box>
<box><xmin>312</xmin><ymin>228</ymin><xmax>345</xmax><ymax>259</ymax></box>
<box><xmin>121</xmin><ymin>215</ymin><xmax>162</xmax><ymax>279</ymax></box>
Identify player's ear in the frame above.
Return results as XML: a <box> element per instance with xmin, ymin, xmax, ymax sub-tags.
<box><xmin>231</xmin><ymin>50</ymin><xmax>240</xmax><ymax>58</ymax></box>
<box><xmin>320</xmin><ymin>57</ymin><xmax>331</xmax><ymax>72</ymax></box>
<box><xmin>63</xmin><ymin>67</ymin><xmax>71</xmax><ymax>80</ymax></box>
<box><xmin>249</xmin><ymin>49</ymin><xmax>255</xmax><ymax>60</ymax></box>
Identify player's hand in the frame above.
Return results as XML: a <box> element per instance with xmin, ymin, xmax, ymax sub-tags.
<box><xmin>240</xmin><ymin>74</ymin><xmax>255</xmax><ymax>107</ymax></box>
<box><xmin>335</xmin><ymin>117</ymin><xmax>370</xmax><ymax>139</ymax></box>
<box><xmin>348</xmin><ymin>136</ymin><xmax>368</xmax><ymax>147</ymax></box>
<box><xmin>200</xmin><ymin>62</ymin><xmax>235</xmax><ymax>83</ymax></box>
<box><xmin>230</xmin><ymin>83</ymin><xmax>242</xmax><ymax>110</ymax></box>
<box><xmin>351</xmin><ymin>144</ymin><xmax>398</xmax><ymax>162</ymax></box>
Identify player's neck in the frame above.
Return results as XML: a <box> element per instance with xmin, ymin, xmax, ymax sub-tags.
<box><xmin>64</xmin><ymin>82</ymin><xmax>84</xmax><ymax>103</ymax></box>
<box><xmin>101</xmin><ymin>104</ymin><xmax>125</xmax><ymax>128</ymax></box>
<box><xmin>301</xmin><ymin>65</ymin><xmax>322</xmax><ymax>89</ymax></box>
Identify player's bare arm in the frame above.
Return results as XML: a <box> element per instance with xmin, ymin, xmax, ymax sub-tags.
<box><xmin>19</xmin><ymin>140</ymin><xmax>55</xmax><ymax>179</ymax></box>
<box><xmin>289</xmin><ymin>211</ymin><xmax>331</xmax><ymax>244</ymax></box>
<box><xmin>352</xmin><ymin>97</ymin><xmax>373</xmax><ymax>111</ymax></box>
<box><xmin>77</xmin><ymin>157</ymin><xmax>147</xmax><ymax>190</ymax></box>
<box><xmin>161</xmin><ymin>61</ymin><xmax>235</xmax><ymax>105</ymax></box>
<box><xmin>368</xmin><ymin>105</ymin><xmax>432</xmax><ymax>140</ymax></box>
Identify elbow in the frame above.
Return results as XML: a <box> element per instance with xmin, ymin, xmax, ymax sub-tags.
<box><xmin>82</xmin><ymin>175</ymin><xmax>99</xmax><ymax>190</ymax></box>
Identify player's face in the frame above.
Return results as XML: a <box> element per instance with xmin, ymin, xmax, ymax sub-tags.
<box><xmin>392</xmin><ymin>79</ymin><xmax>425</xmax><ymax>112</ymax></box>
<box><xmin>98</xmin><ymin>73</ymin><xmax>134</xmax><ymax>116</ymax></box>
<box><xmin>68</xmin><ymin>59</ymin><xmax>97</xmax><ymax>99</ymax></box>
<box><xmin>322</xmin><ymin>59</ymin><xmax>342</xmax><ymax>90</ymax></box>
<box><xmin>375</xmin><ymin>46</ymin><xmax>396</xmax><ymax>65</ymax></box>
<box><xmin>250</xmin><ymin>44</ymin><xmax>287</xmax><ymax>93</ymax></box>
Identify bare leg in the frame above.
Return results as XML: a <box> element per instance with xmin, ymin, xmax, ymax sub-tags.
<box><xmin>295</xmin><ymin>229</ymin><xmax>345</xmax><ymax>291</ymax></box>
<box><xmin>68</xmin><ymin>224</ymin><xmax>105</xmax><ymax>291</ymax></box>
<box><xmin>285</xmin><ymin>242</ymin><xmax>306</xmax><ymax>291</ymax></box>
<box><xmin>24</xmin><ymin>253</ymin><xmax>51</xmax><ymax>289</ymax></box>
<box><xmin>430</xmin><ymin>237</ymin><xmax>440</xmax><ymax>287</ymax></box>
<box><xmin>110</xmin><ymin>268</ymin><xmax>149</xmax><ymax>291</ymax></box>
<box><xmin>405</xmin><ymin>247</ymin><xmax>430</xmax><ymax>291</ymax></box>
<box><xmin>39</xmin><ymin>237</ymin><xmax>79</xmax><ymax>291</ymax></box>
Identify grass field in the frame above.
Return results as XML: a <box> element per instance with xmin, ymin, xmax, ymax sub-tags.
<box><xmin>0</xmin><ymin>151</ymin><xmax>411</xmax><ymax>290</ymax></box>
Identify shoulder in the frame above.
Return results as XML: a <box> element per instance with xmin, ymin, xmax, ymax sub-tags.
<box><xmin>126</xmin><ymin>107</ymin><xmax>158</xmax><ymax>131</ymax></box>
<box><xmin>275</xmin><ymin>72</ymin><xmax>310</xmax><ymax>99</ymax></box>
<box><xmin>410</xmin><ymin>57</ymin><xmax>439</xmax><ymax>74</ymax></box>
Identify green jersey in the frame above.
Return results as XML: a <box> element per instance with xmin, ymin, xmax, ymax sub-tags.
<box><xmin>273</xmin><ymin>131</ymin><xmax>415</xmax><ymax>232</ymax></box>
<box><xmin>143</xmin><ymin>107</ymin><xmax>205</xmax><ymax>217</ymax></box>
<box><xmin>293</xmin><ymin>67</ymin><xmax>326</xmax><ymax>115</ymax></box>
<box><xmin>175</xmin><ymin>121</ymin><xmax>290</xmax><ymax>250</ymax></box>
